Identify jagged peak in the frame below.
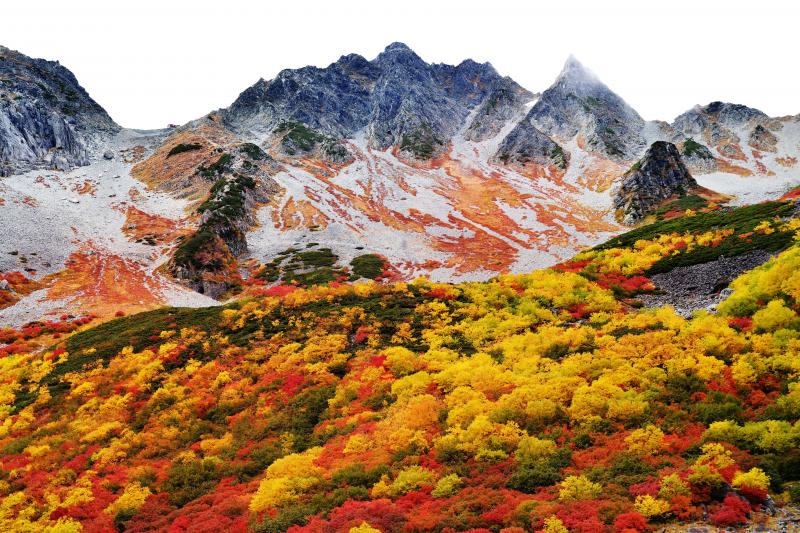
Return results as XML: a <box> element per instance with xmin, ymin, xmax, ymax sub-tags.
<box><xmin>383</xmin><ymin>42</ymin><xmax>413</xmax><ymax>53</ymax></box>
<box><xmin>700</xmin><ymin>101</ymin><xmax>767</xmax><ymax>117</ymax></box>
<box><xmin>557</xmin><ymin>54</ymin><xmax>600</xmax><ymax>85</ymax></box>
<box><xmin>373</xmin><ymin>41</ymin><xmax>426</xmax><ymax>69</ymax></box>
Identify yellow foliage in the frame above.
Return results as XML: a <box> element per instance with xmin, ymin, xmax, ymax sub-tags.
<box><xmin>516</xmin><ymin>435</ymin><xmax>557</xmax><ymax>464</ymax></box>
<box><xmin>383</xmin><ymin>346</ymin><xmax>421</xmax><ymax>376</ymax></box>
<box><xmin>371</xmin><ymin>466</ymin><xmax>436</xmax><ymax>498</ymax></box>
<box><xmin>542</xmin><ymin>515</ymin><xmax>569</xmax><ymax>533</ymax></box>
<box><xmin>343</xmin><ymin>434</ymin><xmax>372</xmax><ymax>454</ymax></box>
<box><xmin>625</xmin><ymin>424</ymin><xmax>666</xmax><ymax>456</ymax></box>
<box><xmin>634</xmin><ymin>494</ymin><xmax>670</xmax><ymax>517</ymax></box>
<box><xmin>558</xmin><ymin>475</ymin><xmax>602</xmax><ymax>501</ymax></box>
<box><xmin>431</xmin><ymin>474</ymin><xmax>462</xmax><ymax>497</ymax></box>
<box><xmin>249</xmin><ymin>447</ymin><xmax>324</xmax><ymax>512</ymax></box>
<box><xmin>658</xmin><ymin>473</ymin><xmax>691</xmax><ymax>500</ymax></box>
<box><xmin>104</xmin><ymin>482</ymin><xmax>151</xmax><ymax>516</ymax></box>
<box><xmin>732</xmin><ymin>468</ymin><xmax>770</xmax><ymax>491</ymax></box>
<box><xmin>753</xmin><ymin>299</ymin><xmax>797</xmax><ymax>331</ymax></box>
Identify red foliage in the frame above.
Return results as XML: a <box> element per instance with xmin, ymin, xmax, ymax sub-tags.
<box><xmin>628</xmin><ymin>480</ymin><xmax>659</xmax><ymax>497</ymax></box>
<box><xmin>593</xmin><ymin>274</ymin><xmax>654</xmax><ymax>295</ymax></box>
<box><xmin>280</xmin><ymin>373</ymin><xmax>306</xmax><ymax>395</ymax></box>
<box><xmin>613</xmin><ymin>512</ymin><xmax>647</xmax><ymax>532</ymax></box>
<box><xmin>737</xmin><ymin>485</ymin><xmax>768</xmax><ymax>504</ymax></box>
<box><xmin>294</xmin><ymin>499</ymin><xmax>406</xmax><ymax>532</ymax></box>
<box><xmin>556</xmin><ymin>500</ymin><xmax>605</xmax><ymax>533</ymax></box>
<box><xmin>711</xmin><ymin>494</ymin><xmax>750</xmax><ymax>527</ymax></box>
<box><xmin>426</xmin><ymin>287</ymin><xmax>456</xmax><ymax>300</ymax></box>
<box><xmin>253</xmin><ymin>284</ymin><xmax>297</xmax><ymax>298</ymax></box>
<box><xmin>728</xmin><ymin>316</ymin><xmax>753</xmax><ymax>332</ymax></box>
<box><xmin>353</xmin><ymin>326</ymin><xmax>371</xmax><ymax>344</ymax></box>
<box><xmin>553</xmin><ymin>259</ymin><xmax>592</xmax><ymax>273</ymax></box>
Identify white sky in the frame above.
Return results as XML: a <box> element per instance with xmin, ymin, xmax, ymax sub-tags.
<box><xmin>5</xmin><ymin>0</ymin><xmax>799</xmax><ymax>129</ymax></box>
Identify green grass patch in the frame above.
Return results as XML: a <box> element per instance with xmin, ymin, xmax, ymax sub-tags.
<box><xmin>350</xmin><ymin>254</ymin><xmax>384</xmax><ymax>279</ymax></box>
<box><xmin>596</xmin><ymin>200</ymin><xmax>796</xmax><ymax>274</ymax></box>
<box><xmin>167</xmin><ymin>143</ymin><xmax>202</xmax><ymax>158</ymax></box>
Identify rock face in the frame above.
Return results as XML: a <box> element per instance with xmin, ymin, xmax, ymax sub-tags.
<box><xmin>613</xmin><ymin>141</ymin><xmax>698</xmax><ymax>224</ymax></box>
<box><xmin>223</xmin><ymin>42</ymin><xmax>531</xmax><ymax>158</ymax></box>
<box><xmin>670</xmin><ymin>101</ymin><xmax>782</xmax><ymax>154</ymax></box>
<box><xmin>680</xmin><ymin>137</ymin><xmax>718</xmax><ymax>174</ymax></box>
<box><xmin>672</xmin><ymin>101</ymin><xmax>769</xmax><ymax>137</ymax></box>
<box><xmin>463</xmin><ymin>82</ymin><xmax>535</xmax><ymax>142</ymax></box>
<box><xmin>169</xmin><ymin>143</ymin><xmax>279</xmax><ymax>298</ymax></box>
<box><xmin>524</xmin><ymin>56</ymin><xmax>646</xmax><ymax>160</ymax></box>
<box><xmin>0</xmin><ymin>46</ymin><xmax>118</xmax><ymax>176</ymax></box>
<box><xmin>493</xmin><ymin>117</ymin><xmax>568</xmax><ymax>168</ymax></box>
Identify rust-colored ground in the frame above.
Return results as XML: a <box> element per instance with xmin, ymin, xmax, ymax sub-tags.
<box><xmin>121</xmin><ymin>206</ymin><xmax>193</xmax><ymax>244</ymax></box>
<box><xmin>131</xmin><ymin>119</ymin><xmax>238</xmax><ymax>209</ymax></box>
<box><xmin>40</xmin><ymin>244</ymin><xmax>170</xmax><ymax>318</ymax></box>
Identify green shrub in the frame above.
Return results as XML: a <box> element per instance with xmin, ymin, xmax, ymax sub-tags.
<box><xmin>161</xmin><ymin>459</ymin><xmax>222</xmax><ymax>506</ymax></box>
<box><xmin>350</xmin><ymin>254</ymin><xmax>384</xmax><ymax>279</ymax></box>
<box><xmin>167</xmin><ymin>143</ymin><xmax>202</xmax><ymax>157</ymax></box>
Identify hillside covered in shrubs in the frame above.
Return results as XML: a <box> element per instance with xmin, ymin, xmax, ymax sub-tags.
<box><xmin>2</xmin><ymin>201</ymin><xmax>800</xmax><ymax>532</ymax></box>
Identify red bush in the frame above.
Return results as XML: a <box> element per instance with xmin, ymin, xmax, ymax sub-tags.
<box><xmin>613</xmin><ymin>511</ymin><xmax>647</xmax><ymax>532</ymax></box>
<box><xmin>712</xmin><ymin>494</ymin><xmax>750</xmax><ymax>527</ymax></box>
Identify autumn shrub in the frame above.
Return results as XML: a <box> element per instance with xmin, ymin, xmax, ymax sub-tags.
<box><xmin>162</xmin><ymin>458</ymin><xmax>222</xmax><ymax>507</ymax></box>
<box><xmin>711</xmin><ymin>494</ymin><xmax>750</xmax><ymax>527</ymax></box>
<box><xmin>332</xmin><ymin>464</ymin><xmax>389</xmax><ymax>488</ymax></box>
<box><xmin>613</xmin><ymin>511</ymin><xmax>648</xmax><ymax>532</ymax></box>
<box><xmin>559</xmin><ymin>476</ymin><xmax>603</xmax><ymax>502</ymax></box>
<box><xmin>507</xmin><ymin>462</ymin><xmax>563</xmax><ymax>493</ymax></box>
<box><xmin>693</xmin><ymin>391</ymin><xmax>743</xmax><ymax>425</ymax></box>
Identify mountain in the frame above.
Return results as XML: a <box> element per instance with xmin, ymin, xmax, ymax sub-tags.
<box><xmin>0</xmin><ymin>46</ymin><xmax>119</xmax><ymax>176</ymax></box>
<box><xmin>3</xmin><ymin>43</ymin><xmax>800</xmax><ymax>325</ymax></box>
<box><xmin>223</xmin><ymin>42</ymin><xmax>528</xmax><ymax>159</ymax></box>
<box><xmin>613</xmin><ymin>141</ymin><xmax>700</xmax><ymax>223</ymax></box>
<box><xmin>524</xmin><ymin>56</ymin><xmax>646</xmax><ymax>160</ymax></box>
<box><xmin>4</xmin><ymin>43</ymin><xmax>800</xmax><ymax>533</ymax></box>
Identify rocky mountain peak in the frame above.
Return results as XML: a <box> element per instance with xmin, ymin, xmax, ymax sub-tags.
<box><xmin>223</xmin><ymin>42</ymin><xmax>522</xmax><ymax>158</ymax></box>
<box><xmin>0</xmin><ymin>45</ymin><xmax>119</xmax><ymax>176</ymax></box>
<box><xmin>672</xmin><ymin>101</ymin><xmax>770</xmax><ymax>135</ymax></box>
<box><xmin>383</xmin><ymin>41</ymin><xmax>413</xmax><ymax>53</ymax></box>
<box><xmin>374</xmin><ymin>42</ymin><xmax>426</xmax><ymax>69</ymax></box>
<box><xmin>555</xmin><ymin>55</ymin><xmax>602</xmax><ymax>90</ymax></box>
<box><xmin>613</xmin><ymin>141</ymin><xmax>698</xmax><ymax>224</ymax></box>
<box><xmin>525</xmin><ymin>55</ymin><xmax>645</xmax><ymax>160</ymax></box>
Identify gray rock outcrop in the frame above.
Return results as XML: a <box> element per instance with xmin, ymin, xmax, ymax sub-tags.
<box><xmin>222</xmin><ymin>42</ymin><xmax>530</xmax><ymax>159</ymax></box>
<box><xmin>0</xmin><ymin>45</ymin><xmax>119</xmax><ymax>176</ymax></box>
<box><xmin>523</xmin><ymin>56</ymin><xmax>646</xmax><ymax>160</ymax></box>
<box><xmin>613</xmin><ymin>141</ymin><xmax>698</xmax><ymax>223</ymax></box>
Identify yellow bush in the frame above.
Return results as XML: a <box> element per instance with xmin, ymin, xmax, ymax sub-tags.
<box><xmin>372</xmin><ymin>466</ymin><xmax>436</xmax><ymax>498</ymax></box>
<box><xmin>104</xmin><ymin>482</ymin><xmax>151</xmax><ymax>516</ymax></box>
<box><xmin>431</xmin><ymin>474</ymin><xmax>462</xmax><ymax>497</ymax></box>
<box><xmin>753</xmin><ymin>299</ymin><xmax>797</xmax><ymax>331</ymax></box>
<box><xmin>732</xmin><ymin>468</ymin><xmax>770</xmax><ymax>492</ymax></box>
<box><xmin>634</xmin><ymin>494</ymin><xmax>670</xmax><ymax>517</ymax></box>
<box><xmin>625</xmin><ymin>424</ymin><xmax>666</xmax><ymax>456</ymax></box>
<box><xmin>542</xmin><ymin>515</ymin><xmax>569</xmax><ymax>533</ymax></box>
<box><xmin>249</xmin><ymin>447</ymin><xmax>323</xmax><ymax>511</ymax></box>
<box><xmin>558</xmin><ymin>475</ymin><xmax>602</xmax><ymax>501</ymax></box>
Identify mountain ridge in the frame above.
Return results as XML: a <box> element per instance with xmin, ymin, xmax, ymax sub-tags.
<box><xmin>3</xmin><ymin>43</ymin><xmax>800</xmax><ymax>324</ymax></box>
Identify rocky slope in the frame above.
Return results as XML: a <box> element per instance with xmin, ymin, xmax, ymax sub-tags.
<box><xmin>3</xmin><ymin>43</ymin><xmax>800</xmax><ymax>323</ymax></box>
<box><xmin>0</xmin><ymin>46</ymin><xmax>119</xmax><ymax>176</ymax></box>
<box><xmin>613</xmin><ymin>141</ymin><xmax>699</xmax><ymax>223</ymax></box>
<box><xmin>223</xmin><ymin>42</ymin><xmax>529</xmax><ymax>159</ymax></box>
<box><xmin>523</xmin><ymin>56</ymin><xmax>647</xmax><ymax>161</ymax></box>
